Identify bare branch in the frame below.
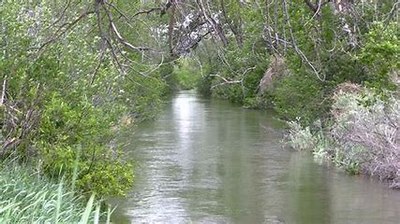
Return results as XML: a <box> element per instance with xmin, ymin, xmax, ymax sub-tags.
<box><xmin>196</xmin><ymin>0</ymin><xmax>228</xmax><ymax>46</ymax></box>
<box><xmin>211</xmin><ymin>66</ymin><xmax>256</xmax><ymax>90</ymax></box>
<box><xmin>210</xmin><ymin>73</ymin><xmax>242</xmax><ymax>89</ymax></box>
<box><xmin>385</xmin><ymin>0</ymin><xmax>400</xmax><ymax>23</ymax></box>
<box><xmin>283</xmin><ymin>0</ymin><xmax>324</xmax><ymax>81</ymax></box>
<box><xmin>1</xmin><ymin>76</ymin><xmax>6</xmax><ymax>106</ymax></box>
<box><xmin>101</xmin><ymin>4</ymin><xmax>157</xmax><ymax>53</ymax></box>
<box><xmin>44</xmin><ymin>0</ymin><xmax>72</xmax><ymax>31</ymax></box>
<box><xmin>37</xmin><ymin>10</ymin><xmax>96</xmax><ymax>52</ymax></box>
<box><xmin>132</xmin><ymin>7</ymin><xmax>163</xmax><ymax>18</ymax></box>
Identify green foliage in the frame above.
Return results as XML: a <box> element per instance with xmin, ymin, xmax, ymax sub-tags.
<box><xmin>210</xmin><ymin>38</ymin><xmax>269</xmax><ymax>105</ymax></box>
<box><xmin>196</xmin><ymin>74</ymin><xmax>214</xmax><ymax>97</ymax></box>
<box><xmin>122</xmin><ymin>74</ymin><xmax>167</xmax><ymax>121</ymax></box>
<box><xmin>272</xmin><ymin>72</ymin><xmax>327</xmax><ymax>125</ymax></box>
<box><xmin>173</xmin><ymin>58</ymin><xmax>201</xmax><ymax>90</ymax></box>
<box><xmin>158</xmin><ymin>61</ymin><xmax>177</xmax><ymax>93</ymax></box>
<box><xmin>332</xmin><ymin>147</ymin><xmax>362</xmax><ymax>175</ymax></box>
<box><xmin>358</xmin><ymin>22</ymin><xmax>400</xmax><ymax>91</ymax></box>
<box><xmin>37</xmin><ymin>93</ymin><xmax>134</xmax><ymax>196</ymax></box>
<box><xmin>0</xmin><ymin>1</ymin><xmax>171</xmax><ymax>197</ymax></box>
<box><xmin>77</xmin><ymin>156</ymin><xmax>134</xmax><ymax>197</ymax></box>
<box><xmin>242</xmin><ymin>97</ymin><xmax>259</xmax><ymax>109</ymax></box>
<box><xmin>264</xmin><ymin>2</ymin><xmax>398</xmax><ymax>124</ymax></box>
<box><xmin>192</xmin><ymin>2</ymin><xmax>270</xmax><ymax>105</ymax></box>
<box><xmin>189</xmin><ymin>0</ymin><xmax>399</xmax><ymax>130</ymax></box>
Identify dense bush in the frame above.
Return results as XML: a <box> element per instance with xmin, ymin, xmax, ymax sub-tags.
<box><xmin>281</xmin><ymin>2</ymin><xmax>399</xmax><ymax>183</ymax></box>
<box><xmin>272</xmin><ymin>72</ymin><xmax>328</xmax><ymax>125</ymax></box>
<box><xmin>0</xmin><ymin>1</ymin><xmax>165</xmax><ymax>197</ymax></box>
<box><xmin>330</xmin><ymin>89</ymin><xmax>400</xmax><ymax>185</ymax></box>
<box><xmin>358</xmin><ymin>22</ymin><xmax>400</xmax><ymax>91</ymax></box>
<box><xmin>286</xmin><ymin>85</ymin><xmax>400</xmax><ymax>184</ymax></box>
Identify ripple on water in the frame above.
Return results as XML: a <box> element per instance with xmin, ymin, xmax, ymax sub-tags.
<box><xmin>113</xmin><ymin>91</ymin><xmax>400</xmax><ymax>224</ymax></box>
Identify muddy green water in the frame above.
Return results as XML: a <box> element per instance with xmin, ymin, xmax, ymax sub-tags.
<box><xmin>112</xmin><ymin>91</ymin><xmax>400</xmax><ymax>224</ymax></box>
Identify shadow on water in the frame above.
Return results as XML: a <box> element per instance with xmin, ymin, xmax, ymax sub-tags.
<box><xmin>111</xmin><ymin>90</ymin><xmax>400</xmax><ymax>224</ymax></box>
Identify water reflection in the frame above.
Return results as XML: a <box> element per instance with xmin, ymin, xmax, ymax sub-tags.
<box><xmin>113</xmin><ymin>91</ymin><xmax>400</xmax><ymax>224</ymax></box>
<box><xmin>286</xmin><ymin>153</ymin><xmax>331</xmax><ymax>223</ymax></box>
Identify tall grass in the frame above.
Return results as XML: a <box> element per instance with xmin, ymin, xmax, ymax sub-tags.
<box><xmin>0</xmin><ymin>162</ymin><xmax>112</xmax><ymax>223</ymax></box>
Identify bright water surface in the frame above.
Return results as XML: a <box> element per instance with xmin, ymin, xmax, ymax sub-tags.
<box><xmin>113</xmin><ymin>90</ymin><xmax>400</xmax><ymax>224</ymax></box>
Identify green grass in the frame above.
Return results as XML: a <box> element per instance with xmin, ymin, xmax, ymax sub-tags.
<box><xmin>0</xmin><ymin>162</ymin><xmax>111</xmax><ymax>223</ymax></box>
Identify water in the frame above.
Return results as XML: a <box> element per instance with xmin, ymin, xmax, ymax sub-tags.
<box><xmin>112</xmin><ymin>90</ymin><xmax>400</xmax><ymax>224</ymax></box>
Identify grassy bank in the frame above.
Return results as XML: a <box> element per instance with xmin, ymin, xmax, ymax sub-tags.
<box><xmin>0</xmin><ymin>161</ymin><xmax>112</xmax><ymax>223</ymax></box>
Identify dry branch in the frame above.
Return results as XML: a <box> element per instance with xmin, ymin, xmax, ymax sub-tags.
<box><xmin>1</xmin><ymin>76</ymin><xmax>6</xmax><ymax>106</ymax></box>
<box><xmin>38</xmin><ymin>10</ymin><xmax>95</xmax><ymax>52</ymax></box>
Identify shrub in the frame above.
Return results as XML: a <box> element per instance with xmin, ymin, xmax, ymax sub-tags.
<box><xmin>273</xmin><ymin>72</ymin><xmax>328</xmax><ymax>126</ymax></box>
<box><xmin>286</xmin><ymin>119</ymin><xmax>317</xmax><ymax>151</ymax></box>
<box><xmin>330</xmin><ymin>89</ymin><xmax>400</xmax><ymax>186</ymax></box>
<box><xmin>358</xmin><ymin>22</ymin><xmax>400</xmax><ymax>91</ymax></box>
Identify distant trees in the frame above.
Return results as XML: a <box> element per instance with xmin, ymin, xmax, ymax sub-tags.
<box><xmin>189</xmin><ymin>0</ymin><xmax>399</xmax><ymax>123</ymax></box>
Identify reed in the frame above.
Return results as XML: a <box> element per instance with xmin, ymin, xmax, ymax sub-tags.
<box><xmin>0</xmin><ymin>163</ymin><xmax>111</xmax><ymax>223</ymax></box>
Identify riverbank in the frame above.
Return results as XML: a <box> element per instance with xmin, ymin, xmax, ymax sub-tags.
<box><xmin>286</xmin><ymin>83</ymin><xmax>400</xmax><ymax>188</ymax></box>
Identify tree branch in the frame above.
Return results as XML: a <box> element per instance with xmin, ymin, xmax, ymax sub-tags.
<box><xmin>38</xmin><ymin>10</ymin><xmax>95</xmax><ymax>52</ymax></box>
<box><xmin>1</xmin><ymin>76</ymin><xmax>6</xmax><ymax>106</ymax></box>
<box><xmin>101</xmin><ymin>4</ymin><xmax>155</xmax><ymax>52</ymax></box>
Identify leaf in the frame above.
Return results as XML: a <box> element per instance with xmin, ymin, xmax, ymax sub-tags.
<box><xmin>80</xmin><ymin>194</ymin><xmax>95</xmax><ymax>224</ymax></box>
<box><xmin>0</xmin><ymin>202</ymin><xmax>21</xmax><ymax>214</ymax></box>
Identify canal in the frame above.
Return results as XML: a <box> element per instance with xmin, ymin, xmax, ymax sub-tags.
<box><xmin>113</xmin><ymin>90</ymin><xmax>400</xmax><ymax>224</ymax></box>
